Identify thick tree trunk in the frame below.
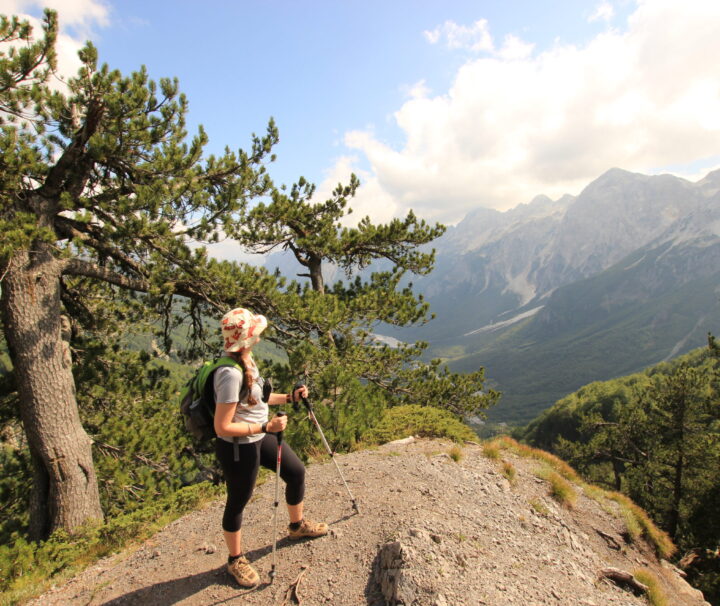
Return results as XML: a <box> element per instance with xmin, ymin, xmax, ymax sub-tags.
<box><xmin>1</xmin><ymin>246</ymin><xmax>103</xmax><ymax>539</ymax></box>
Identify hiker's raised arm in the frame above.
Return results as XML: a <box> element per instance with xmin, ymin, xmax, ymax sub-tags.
<box><xmin>266</xmin><ymin>385</ymin><xmax>308</xmax><ymax>406</ymax></box>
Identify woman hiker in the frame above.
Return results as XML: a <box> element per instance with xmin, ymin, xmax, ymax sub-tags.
<box><xmin>214</xmin><ymin>307</ymin><xmax>328</xmax><ymax>588</ymax></box>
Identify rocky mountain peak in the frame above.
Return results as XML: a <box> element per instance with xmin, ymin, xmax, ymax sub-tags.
<box><xmin>698</xmin><ymin>168</ymin><xmax>720</xmax><ymax>196</ymax></box>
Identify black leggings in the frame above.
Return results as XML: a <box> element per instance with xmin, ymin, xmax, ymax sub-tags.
<box><xmin>215</xmin><ymin>434</ymin><xmax>306</xmax><ymax>532</ymax></box>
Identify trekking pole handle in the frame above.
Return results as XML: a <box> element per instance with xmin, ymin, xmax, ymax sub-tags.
<box><xmin>293</xmin><ymin>381</ymin><xmax>312</xmax><ymax>411</ymax></box>
<box><xmin>275</xmin><ymin>411</ymin><xmax>286</xmax><ymax>445</ymax></box>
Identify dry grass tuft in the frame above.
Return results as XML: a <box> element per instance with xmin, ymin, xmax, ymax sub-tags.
<box><xmin>607</xmin><ymin>492</ymin><xmax>676</xmax><ymax>558</ymax></box>
<box><xmin>482</xmin><ymin>442</ymin><xmax>501</xmax><ymax>460</ymax></box>
<box><xmin>449</xmin><ymin>445</ymin><xmax>464</xmax><ymax>462</ymax></box>
<box><xmin>633</xmin><ymin>568</ymin><xmax>669</xmax><ymax>606</ymax></box>
<box><xmin>543</xmin><ymin>470</ymin><xmax>577</xmax><ymax>508</ymax></box>
<box><xmin>501</xmin><ymin>461</ymin><xmax>517</xmax><ymax>484</ymax></box>
<box><xmin>483</xmin><ymin>436</ymin><xmax>676</xmax><ymax>558</ymax></box>
<box><xmin>485</xmin><ymin>437</ymin><xmax>579</xmax><ymax>482</ymax></box>
<box><xmin>529</xmin><ymin>498</ymin><xmax>550</xmax><ymax>516</ymax></box>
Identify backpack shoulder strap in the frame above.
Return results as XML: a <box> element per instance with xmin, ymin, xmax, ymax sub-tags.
<box><xmin>197</xmin><ymin>357</ymin><xmax>248</xmax><ymax>462</ymax></box>
<box><xmin>197</xmin><ymin>356</ymin><xmax>243</xmax><ymax>405</ymax></box>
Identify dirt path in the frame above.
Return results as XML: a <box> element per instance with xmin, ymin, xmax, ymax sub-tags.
<box><xmin>28</xmin><ymin>438</ymin><xmax>709</xmax><ymax>606</ymax></box>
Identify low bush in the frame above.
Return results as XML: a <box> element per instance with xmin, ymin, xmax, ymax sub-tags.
<box><xmin>362</xmin><ymin>404</ymin><xmax>477</xmax><ymax>445</ymax></box>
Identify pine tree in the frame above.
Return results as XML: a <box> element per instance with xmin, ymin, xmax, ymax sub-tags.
<box><xmin>233</xmin><ymin>174</ymin><xmax>443</xmax><ymax>293</ymax></box>
<box><xmin>0</xmin><ymin>11</ymin><xmax>282</xmax><ymax>538</ymax></box>
<box><xmin>230</xmin><ymin>173</ymin><xmax>497</xmax><ymax>420</ymax></box>
<box><xmin>634</xmin><ymin>362</ymin><xmax>720</xmax><ymax>540</ymax></box>
<box><xmin>0</xmin><ymin>10</ymin><xmax>500</xmax><ymax>541</ymax></box>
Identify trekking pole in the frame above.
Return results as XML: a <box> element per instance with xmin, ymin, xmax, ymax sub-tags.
<box><xmin>269</xmin><ymin>410</ymin><xmax>286</xmax><ymax>583</ymax></box>
<box><xmin>295</xmin><ymin>383</ymin><xmax>360</xmax><ymax>514</ymax></box>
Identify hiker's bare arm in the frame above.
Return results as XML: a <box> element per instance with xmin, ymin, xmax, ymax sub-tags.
<box><xmin>214</xmin><ymin>403</ymin><xmax>287</xmax><ymax>436</ymax></box>
<box><xmin>267</xmin><ymin>385</ymin><xmax>309</xmax><ymax>406</ymax></box>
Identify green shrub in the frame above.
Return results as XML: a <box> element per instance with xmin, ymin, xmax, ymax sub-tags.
<box><xmin>362</xmin><ymin>405</ymin><xmax>477</xmax><ymax>445</ymax></box>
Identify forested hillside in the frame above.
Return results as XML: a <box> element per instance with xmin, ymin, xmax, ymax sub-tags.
<box><xmin>519</xmin><ymin>337</ymin><xmax>720</xmax><ymax>603</ymax></box>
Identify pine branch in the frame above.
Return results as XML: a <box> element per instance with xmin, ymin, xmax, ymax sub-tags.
<box><xmin>55</xmin><ymin>215</ymin><xmax>146</xmax><ymax>277</ymax></box>
<box><xmin>38</xmin><ymin>95</ymin><xmax>105</xmax><ymax>200</ymax></box>
<box><xmin>63</xmin><ymin>258</ymin><xmax>149</xmax><ymax>291</ymax></box>
<box><xmin>92</xmin><ymin>439</ymin><xmax>170</xmax><ymax>474</ymax></box>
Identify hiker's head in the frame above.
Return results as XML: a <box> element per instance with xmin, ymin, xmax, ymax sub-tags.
<box><xmin>221</xmin><ymin>308</ymin><xmax>268</xmax><ymax>353</ymax></box>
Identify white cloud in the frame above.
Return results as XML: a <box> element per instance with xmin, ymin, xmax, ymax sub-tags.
<box><xmin>589</xmin><ymin>1</ymin><xmax>615</xmax><ymax>22</ymax></box>
<box><xmin>422</xmin><ymin>20</ymin><xmax>534</xmax><ymax>61</ymax></box>
<box><xmin>497</xmin><ymin>34</ymin><xmax>535</xmax><ymax>61</ymax></box>
<box><xmin>4</xmin><ymin>0</ymin><xmax>110</xmax><ymax>30</ymax></box>
<box><xmin>2</xmin><ymin>0</ymin><xmax>111</xmax><ymax>80</ymax></box>
<box><xmin>424</xmin><ymin>19</ymin><xmax>494</xmax><ymax>53</ymax></box>
<box><xmin>340</xmin><ymin>0</ymin><xmax>720</xmax><ymax>224</ymax></box>
<box><xmin>203</xmin><ymin>237</ymin><xmax>265</xmax><ymax>267</ymax></box>
<box><xmin>310</xmin><ymin>155</ymin><xmax>400</xmax><ymax>227</ymax></box>
<box><xmin>406</xmin><ymin>79</ymin><xmax>431</xmax><ymax>100</ymax></box>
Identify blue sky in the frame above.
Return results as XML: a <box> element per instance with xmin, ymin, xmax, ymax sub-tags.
<box><xmin>5</xmin><ymin>0</ymin><xmax>720</xmax><ymax>228</ymax></box>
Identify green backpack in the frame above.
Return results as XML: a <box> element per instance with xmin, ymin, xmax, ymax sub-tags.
<box><xmin>179</xmin><ymin>356</ymin><xmax>242</xmax><ymax>443</ymax></box>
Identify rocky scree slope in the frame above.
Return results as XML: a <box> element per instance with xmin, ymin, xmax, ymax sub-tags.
<box><xmin>29</xmin><ymin>438</ymin><xmax>709</xmax><ymax>606</ymax></box>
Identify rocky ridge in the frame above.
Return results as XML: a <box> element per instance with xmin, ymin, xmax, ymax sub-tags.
<box><xmin>29</xmin><ymin>438</ymin><xmax>709</xmax><ymax>606</ymax></box>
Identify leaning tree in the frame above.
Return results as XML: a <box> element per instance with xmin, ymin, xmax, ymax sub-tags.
<box><xmin>0</xmin><ymin>10</ymin><xmax>283</xmax><ymax>539</ymax></box>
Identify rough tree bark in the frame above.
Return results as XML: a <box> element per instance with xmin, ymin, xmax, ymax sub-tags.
<box><xmin>1</xmin><ymin>243</ymin><xmax>103</xmax><ymax>539</ymax></box>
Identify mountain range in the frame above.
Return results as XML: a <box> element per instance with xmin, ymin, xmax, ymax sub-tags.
<box><xmin>385</xmin><ymin>167</ymin><xmax>720</xmax><ymax>425</ymax></box>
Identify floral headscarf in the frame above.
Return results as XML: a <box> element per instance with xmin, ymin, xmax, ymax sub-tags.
<box><xmin>221</xmin><ymin>308</ymin><xmax>268</xmax><ymax>353</ymax></box>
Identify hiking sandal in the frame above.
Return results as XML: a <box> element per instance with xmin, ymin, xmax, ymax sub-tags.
<box><xmin>288</xmin><ymin>519</ymin><xmax>329</xmax><ymax>540</ymax></box>
<box><xmin>227</xmin><ymin>556</ymin><xmax>260</xmax><ymax>587</ymax></box>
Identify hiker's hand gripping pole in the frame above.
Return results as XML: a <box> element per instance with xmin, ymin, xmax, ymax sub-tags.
<box><xmin>269</xmin><ymin>410</ymin><xmax>286</xmax><ymax>583</ymax></box>
<box><xmin>295</xmin><ymin>383</ymin><xmax>360</xmax><ymax>515</ymax></box>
